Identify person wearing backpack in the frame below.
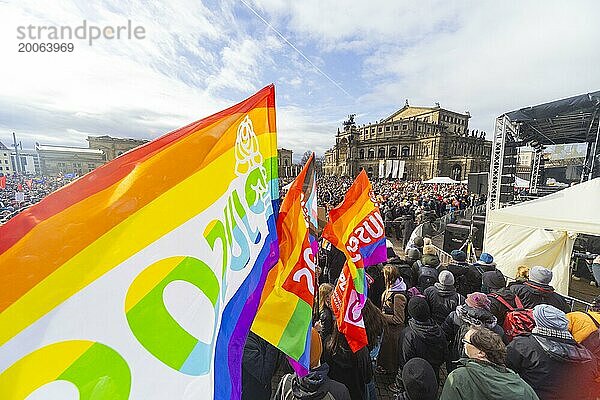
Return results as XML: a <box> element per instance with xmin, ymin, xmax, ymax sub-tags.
<box><xmin>507</xmin><ymin>305</ymin><xmax>598</xmax><ymax>400</ymax></box>
<box><xmin>466</xmin><ymin>252</ymin><xmax>497</xmax><ymax>294</ymax></box>
<box><xmin>509</xmin><ymin>266</ymin><xmax>569</xmax><ymax>313</ymax></box>
<box><xmin>484</xmin><ymin>270</ymin><xmax>531</xmax><ymax>332</ymax></box>
<box><xmin>425</xmin><ymin>270</ymin><xmax>465</xmax><ymax>325</ymax></box>
<box><xmin>376</xmin><ymin>264</ymin><xmax>407</xmax><ymax>375</ymax></box>
<box><xmin>274</xmin><ymin>328</ymin><xmax>350</xmax><ymax>400</ymax></box>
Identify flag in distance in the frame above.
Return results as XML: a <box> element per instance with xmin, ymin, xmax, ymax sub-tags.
<box><xmin>322</xmin><ymin>169</ymin><xmax>386</xmax><ymax>351</ymax></box>
<box><xmin>0</xmin><ymin>85</ymin><xmax>279</xmax><ymax>400</ymax></box>
<box><xmin>252</xmin><ymin>153</ymin><xmax>318</xmax><ymax>376</ymax></box>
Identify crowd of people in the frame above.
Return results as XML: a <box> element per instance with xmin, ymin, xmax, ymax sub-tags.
<box><xmin>242</xmin><ymin>235</ymin><xmax>600</xmax><ymax>400</ymax></box>
<box><xmin>0</xmin><ymin>174</ymin><xmax>70</xmax><ymax>223</ymax></box>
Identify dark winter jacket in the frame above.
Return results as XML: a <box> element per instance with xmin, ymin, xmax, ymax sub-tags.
<box><xmin>319</xmin><ymin>306</ymin><xmax>335</xmax><ymax>343</ymax></box>
<box><xmin>440</xmin><ymin>358</ymin><xmax>539</xmax><ymax>400</ymax></box>
<box><xmin>442</xmin><ymin>305</ymin><xmax>505</xmax><ymax>363</ymax></box>
<box><xmin>366</xmin><ymin>265</ymin><xmax>385</xmax><ymax>309</ymax></box>
<box><xmin>324</xmin><ymin>343</ymin><xmax>372</xmax><ymax>400</ymax></box>
<box><xmin>242</xmin><ymin>331</ymin><xmax>281</xmax><ymax>400</ymax></box>
<box><xmin>401</xmin><ymin>318</ymin><xmax>449</xmax><ymax>376</ymax></box>
<box><xmin>507</xmin><ymin>332</ymin><xmax>597</xmax><ymax>400</ymax></box>
<box><xmin>274</xmin><ymin>363</ymin><xmax>351</xmax><ymax>400</ymax></box>
<box><xmin>488</xmin><ymin>288</ymin><xmax>518</xmax><ymax>327</ymax></box>
<box><xmin>422</xmin><ymin>254</ymin><xmax>441</xmax><ymax>268</ymax></box>
<box><xmin>445</xmin><ymin>262</ymin><xmax>470</xmax><ymax>297</ymax></box>
<box><xmin>424</xmin><ymin>284</ymin><xmax>465</xmax><ymax>325</ymax></box>
<box><xmin>465</xmin><ymin>263</ymin><xmax>496</xmax><ymax>294</ymax></box>
<box><xmin>509</xmin><ymin>281</ymin><xmax>569</xmax><ymax>313</ymax></box>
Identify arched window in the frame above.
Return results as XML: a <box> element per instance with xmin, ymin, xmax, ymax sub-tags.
<box><xmin>452</xmin><ymin>164</ymin><xmax>462</xmax><ymax>181</ymax></box>
<box><xmin>367</xmin><ymin>167</ymin><xmax>374</xmax><ymax>178</ymax></box>
<box><xmin>284</xmin><ymin>159</ymin><xmax>289</xmax><ymax>166</ymax></box>
<box><xmin>401</xmin><ymin>146</ymin><xmax>410</xmax><ymax>157</ymax></box>
<box><xmin>389</xmin><ymin>147</ymin><xmax>397</xmax><ymax>157</ymax></box>
<box><xmin>368</xmin><ymin>148</ymin><xmax>375</xmax><ymax>159</ymax></box>
<box><xmin>359</xmin><ymin>149</ymin><xmax>365</xmax><ymax>159</ymax></box>
<box><xmin>378</xmin><ymin>147</ymin><xmax>385</xmax><ymax>158</ymax></box>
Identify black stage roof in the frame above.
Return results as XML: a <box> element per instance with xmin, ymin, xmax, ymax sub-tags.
<box><xmin>504</xmin><ymin>90</ymin><xmax>600</xmax><ymax>145</ymax></box>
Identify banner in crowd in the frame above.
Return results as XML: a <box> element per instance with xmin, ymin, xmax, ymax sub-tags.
<box><xmin>378</xmin><ymin>160</ymin><xmax>385</xmax><ymax>178</ymax></box>
<box><xmin>391</xmin><ymin>160</ymin><xmax>399</xmax><ymax>179</ymax></box>
<box><xmin>0</xmin><ymin>175</ymin><xmax>5</xmax><ymax>190</ymax></box>
<box><xmin>252</xmin><ymin>153</ymin><xmax>318</xmax><ymax>376</ymax></box>
<box><xmin>0</xmin><ymin>85</ymin><xmax>279</xmax><ymax>400</ymax></box>
<box><xmin>385</xmin><ymin>159</ymin><xmax>393</xmax><ymax>179</ymax></box>
<box><xmin>322</xmin><ymin>170</ymin><xmax>386</xmax><ymax>351</ymax></box>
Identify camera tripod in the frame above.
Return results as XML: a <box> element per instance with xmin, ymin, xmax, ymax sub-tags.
<box><xmin>458</xmin><ymin>215</ymin><xmax>479</xmax><ymax>263</ymax></box>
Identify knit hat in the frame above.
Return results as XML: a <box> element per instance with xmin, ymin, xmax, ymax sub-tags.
<box><xmin>533</xmin><ymin>304</ymin><xmax>568</xmax><ymax>331</ymax></box>
<box><xmin>482</xmin><ymin>270</ymin><xmax>506</xmax><ymax>291</ymax></box>
<box><xmin>413</xmin><ymin>236</ymin><xmax>424</xmax><ymax>248</ymax></box>
<box><xmin>408</xmin><ymin>296</ymin><xmax>431</xmax><ymax>322</ymax></box>
<box><xmin>402</xmin><ymin>358</ymin><xmax>438</xmax><ymax>400</ymax></box>
<box><xmin>309</xmin><ymin>327</ymin><xmax>322</xmax><ymax>369</ymax></box>
<box><xmin>407</xmin><ymin>248</ymin><xmax>421</xmax><ymax>261</ymax></box>
<box><xmin>529</xmin><ymin>266</ymin><xmax>553</xmax><ymax>285</ymax></box>
<box><xmin>465</xmin><ymin>292</ymin><xmax>491</xmax><ymax>310</ymax></box>
<box><xmin>478</xmin><ymin>253</ymin><xmax>495</xmax><ymax>265</ymax></box>
<box><xmin>451</xmin><ymin>249</ymin><xmax>467</xmax><ymax>262</ymax></box>
<box><xmin>423</xmin><ymin>245</ymin><xmax>437</xmax><ymax>256</ymax></box>
<box><xmin>438</xmin><ymin>270</ymin><xmax>455</xmax><ymax>286</ymax></box>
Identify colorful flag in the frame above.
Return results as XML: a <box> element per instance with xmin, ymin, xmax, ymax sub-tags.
<box><xmin>0</xmin><ymin>175</ymin><xmax>5</xmax><ymax>190</ymax></box>
<box><xmin>0</xmin><ymin>85</ymin><xmax>279</xmax><ymax>400</ymax></box>
<box><xmin>322</xmin><ymin>169</ymin><xmax>386</xmax><ymax>351</ymax></box>
<box><xmin>330</xmin><ymin>262</ymin><xmax>368</xmax><ymax>351</ymax></box>
<box><xmin>251</xmin><ymin>153</ymin><xmax>318</xmax><ymax>376</ymax></box>
<box><xmin>25</xmin><ymin>179</ymin><xmax>33</xmax><ymax>189</ymax></box>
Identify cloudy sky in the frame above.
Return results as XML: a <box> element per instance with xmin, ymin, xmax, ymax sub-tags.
<box><xmin>1</xmin><ymin>0</ymin><xmax>599</xmax><ymax>160</ymax></box>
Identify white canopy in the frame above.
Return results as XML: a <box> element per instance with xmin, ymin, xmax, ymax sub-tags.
<box><xmin>484</xmin><ymin>178</ymin><xmax>600</xmax><ymax>294</ymax></box>
<box><xmin>514</xmin><ymin>176</ymin><xmax>530</xmax><ymax>188</ymax></box>
<box><xmin>422</xmin><ymin>176</ymin><xmax>459</xmax><ymax>184</ymax></box>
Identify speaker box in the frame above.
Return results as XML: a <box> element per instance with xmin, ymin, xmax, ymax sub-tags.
<box><xmin>468</xmin><ymin>172</ymin><xmax>488</xmax><ymax>195</ymax></box>
<box><xmin>444</xmin><ymin>223</ymin><xmax>478</xmax><ymax>253</ymax></box>
<box><xmin>456</xmin><ymin>218</ymin><xmax>485</xmax><ymax>249</ymax></box>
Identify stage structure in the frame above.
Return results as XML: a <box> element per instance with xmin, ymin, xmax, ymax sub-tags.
<box><xmin>487</xmin><ymin>91</ymin><xmax>600</xmax><ymax>211</ymax></box>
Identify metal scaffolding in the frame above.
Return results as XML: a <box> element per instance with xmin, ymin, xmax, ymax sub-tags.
<box><xmin>487</xmin><ymin>115</ymin><xmax>517</xmax><ymax>211</ymax></box>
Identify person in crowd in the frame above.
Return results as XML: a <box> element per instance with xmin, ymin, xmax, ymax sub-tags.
<box><xmin>362</xmin><ymin>298</ymin><xmax>386</xmax><ymax>400</ymax></box>
<box><xmin>466</xmin><ymin>252</ymin><xmax>496</xmax><ymax>294</ymax></box>
<box><xmin>275</xmin><ymin>328</ymin><xmax>350</xmax><ymax>400</ymax></box>
<box><xmin>242</xmin><ymin>331</ymin><xmax>282</xmax><ymax>400</ymax></box>
<box><xmin>324</xmin><ymin>325</ymin><xmax>373</xmax><ymax>400</ymax></box>
<box><xmin>411</xmin><ymin>236</ymin><xmax>425</xmax><ymax>254</ymax></box>
<box><xmin>442</xmin><ymin>292</ymin><xmax>504</xmax><ymax>371</ymax></box>
<box><xmin>483</xmin><ymin>270</ymin><xmax>518</xmax><ymax>326</ymax></box>
<box><xmin>395</xmin><ymin>358</ymin><xmax>439</xmax><ymax>400</ymax></box>
<box><xmin>507</xmin><ymin>304</ymin><xmax>598</xmax><ymax>400</ymax></box>
<box><xmin>388</xmin><ymin>256</ymin><xmax>417</xmax><ymax>290</ymax></box>
<box><xmin>567</xmin><ymin>295</ymin><xmax>600</xmax><ymax>343</ymax></box>
<box><xmin>318</xmin><ymin>283</ymin><xmax>335</xmax><ymax>342</ymax></box>
<box><xmin>445</xmin><ymin>250</ymin><xmax>470</xmax><ymax>297</ymax></box>
<box><xmin>440</xmin><ymin>327</ymin><xmax>539</xmax><ymax>400</ymax></box>
<box><xmin>392</xmin><ymin>296</ymin><xmax>448</xmax><ymax>393</ymax></box>
<box><xmin>377</xmin><ymin>265</ymin><xmax>407</xmax><ymax>375</ymax></box>
<box><xmin>509</xmin><ymin>265</ymin><xmax>530</xmax><ymax>286</ymax></box>
<box><xmin>509</xmin><ymin>266</ymin><xmax>569</xmax><ymax>313</ymax></box>
<box><xmin>366</xmin><ymin>263</ymin><xmax>385</xmax><ymax>309</ymax></box>
<box><xmin>421</xmin><ymin>245</ymin><xmax>441</xmax><ymax>269</ymax></box>
<box><xmin>405</xmin><ymin>248</ymin><xmax>421</xmax><ymax>270</ymax></box>
<box><xmin>425</xmin><ymin>270</ymin><xmax>465</xmax><ymax>325</ymax></box>
<box><xmin>401</xmin><ymin>215</ymin><xmax>416</xmax><ymax>249</ymax></box>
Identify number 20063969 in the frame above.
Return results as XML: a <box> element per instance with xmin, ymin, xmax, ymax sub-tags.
<box><xmin>18</xmin><ymin>42</ymin><xmax>74</xmax><ymax>52</ymax></box>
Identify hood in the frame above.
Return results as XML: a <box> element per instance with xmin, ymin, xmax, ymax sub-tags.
<box><xmin>292</xmin><ymin>364</ymin><xmax>331</xmax><ymax>400</ymax></box>
<box><xmin>409</xmin><ymin>319</ymin><xmax>446</xmax><ymax>344</ymax></box>
<box><xmin>434</xmin><ymin>283</ymin><xmax>458</xmax><ymax>297</ymax></box>
<box><xmin>458</xmin><ymin>359</ymin><xmax>536</xmax><ymax>399</ymax></box>
<box><xmin>456</xmin><ymin>305</ymin><xmax>497</xmax><ymax>329</ymax></box>
<box><xmin>533</xmin><ymin>335</ymin><xmax>594</xmax><ymax>364</ymax></box>
<box><xmin>422</xmin><ymin>254</ymin><xmax>441</xmax><ymax>268</ymax></box>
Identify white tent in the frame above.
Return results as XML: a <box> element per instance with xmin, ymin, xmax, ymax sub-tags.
<box><xmin>514</xmin><ymin>176</ymin><xmax>530</xmax><ymax>188</ymax></box>
<box><xmin>484</xmin><ymin>178</ymin><xmax>600</xmax><ymax>294</ymax></box>
<box><xmin>423</xmin><ymin>176</ymin><xmax>459</xmax><ymax>184</ymax></box>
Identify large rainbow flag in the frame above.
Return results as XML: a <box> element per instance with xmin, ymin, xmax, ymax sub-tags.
<box><xmin>251</xmin><ymin>153</ymin><xmax>317</xmax><ymax>376</ymax></box>
<box><xmin>0</xmin><ymin>85</ymin><xmax>279</xmax><ymax>400</ymax></box>
<box><xmin>322</xmin><ymin>170</ymin><xmax>386</xmax><ymax>351</ymax></box>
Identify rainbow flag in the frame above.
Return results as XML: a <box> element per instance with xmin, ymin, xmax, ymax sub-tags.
<box><xmin>322</xmin><ymin>169</ymin><xmax>386</xmax><ymax>293</ymax></box>
<box><xmin>0</xmin><ymin>86</ymin><xmax>279</xmax><ymax>400</ymax></box>
<box><xmin>251</xmin><ymin>153</ymin><xmax>318</xmax><ymax>376</ymax></box>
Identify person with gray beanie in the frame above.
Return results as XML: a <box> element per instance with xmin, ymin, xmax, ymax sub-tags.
<box><xmin>507</xmin><ymin>304</ymin><xmax>598</xmax><ymax>400</ymax></box>
<box><xmin>424</xmin><ymin>270</ymin><xmax>465</xmax><ymax>325</ymax></box>
<box><xmin>509</xmin><ymin>266</ymin><xmax>569</xmax><ymax>313</ymax></box>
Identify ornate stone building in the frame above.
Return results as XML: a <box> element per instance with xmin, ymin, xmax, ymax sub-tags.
<box><xmin>323</xmin><ymin>103</ymin><xmax>492</xmax><ymax>181</ymax></box>
<box><xmin>277</xmin><ymin>148</ymin><xmax>302</xmax><ymax>179</ymax></box>
<box><xmin>87</xmin><ymin>135</ymin><xmax>149</xmax><ymax>161</ymax></box>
